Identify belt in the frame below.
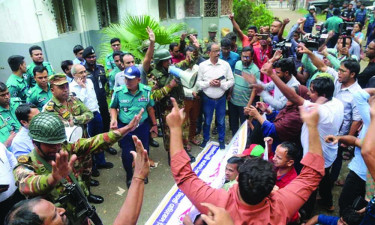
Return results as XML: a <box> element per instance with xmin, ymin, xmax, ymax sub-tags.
<box><xmin>203</xmin><ymin>92</ymin><xmax>224</xmax><ymax>100</ymax></box>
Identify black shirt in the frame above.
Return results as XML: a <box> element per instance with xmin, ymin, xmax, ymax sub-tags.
<box><xmin>358</xmin><ymin>61</ymin><xmax>375</xmax><ymax>88</ymax></box>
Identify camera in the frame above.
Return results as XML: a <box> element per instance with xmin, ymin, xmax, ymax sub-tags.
<box><xmin>301</xmin><ymin>23</ymin><xmax>328</xmax><ymax>51</ymax></box>
<box><xmin>339</xmin><ymin>22</ymin><xmax>355</xmax><ymax>36</ymax></box>
<box><xmin>273</xmin><ymin>41</ymin><xmax>292</xmax><ymax>58</ymax></box>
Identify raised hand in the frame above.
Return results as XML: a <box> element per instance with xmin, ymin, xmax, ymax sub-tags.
<box><xmin>146</xmin><ymin>26</ymin><xmax>155</xmax><ymax>43</ymax></box>
<box><xmin>130</xmin><ymin>135</ymin><xmax>150</xmax><ymax>179</ymax></box>
<box><xmin>127</xmin><ymin>108</ymin><xmax>143</xmax><ymax>132</ymax></box>
<box><xmin>299</xmin><ymin>104</ymin><xmax>319</xmax><ymax>127</ymax></box>
<box><xmin>200</xmin><ymin>203</ymin><xmax>235</xmax><ymax>225</ymax></box>
<box><xmin>166</xmin><ymin>97</ymin><xmax>185</xmax><ymax>129</ymax></box>
<box><xmin>51</xmin><ymin>150</ymin><xmax>77</xmax><ymax>183</ymax></box>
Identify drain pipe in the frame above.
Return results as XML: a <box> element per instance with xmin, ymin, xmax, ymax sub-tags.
<box><xmin>33</xmin><ymin>0</ymin><xmax>49</xmax><ymax>61</ymax></box>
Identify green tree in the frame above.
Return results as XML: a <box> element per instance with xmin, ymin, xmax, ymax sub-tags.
<box><xmin>233</xmin><ymin>0</ymin><xmax>274</xmax><ymax>32</ymax></box>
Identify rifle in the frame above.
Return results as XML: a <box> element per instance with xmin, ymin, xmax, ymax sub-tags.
<box><xmin>58</xmin><ymin>183</ymin><xmax>103</xmax><ymax>225</ymax></box>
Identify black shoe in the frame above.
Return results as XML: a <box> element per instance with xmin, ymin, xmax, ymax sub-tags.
<box><xmin>87</xmin><ymin>193</ymin><xmax>104</xmax><ymax>204</ymax></box>
<box><xmin>150</xmin><ymin>138</ymin><xmax>159</xmax><ymax>147</ymax></box>
<box><xmin>186</xmin><ymin>151</ymin><xmax>196</xmax><ymax>163</ymax></box>
<box><xmin>106</xmin><ymin>147</ymin><xmax>117</xmax><ymax>155</ymax></box>
<box><xmin>126</xmin><ymin>180</ymin><xmax>132</xmax><ymax>189</ymax></box>
<box><xmin>92</xmin><ymin>169</ymin><xmax>100</xmax><ymax>177</ymax></box>
<box><xmin>144</xmin><ymin>177</ymin><xmax>149</xmax><ymax>184</ymax></box>
<box><xmin>97</xmin><ymin>162</ymin><xmax>114</xmax><ymax>169</ymax></box>
<box><xmin>90</xmin><ymin>179</ymin><xmax>100</xmax><ymax>186</ymax></box>
<box><xmin>212</xmin><ymin>127</ymin><xmax>218</xmax><ymax>135</ymax></box>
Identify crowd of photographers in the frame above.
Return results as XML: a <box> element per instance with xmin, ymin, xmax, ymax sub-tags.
<box><xmin>3</xmin><ymin>0</ymin><xmax>375</xmax><ymax>224</ymax></box>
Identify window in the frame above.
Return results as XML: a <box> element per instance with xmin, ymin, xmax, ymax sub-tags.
<box><xmin>204</xmin><ymin>0</ymin><xmax>218</xmax><ymax>17</ymax></box>
<box><xmin>221</xmin><ymin>0</ymin><xmax>232</xmax><ymax>15</ymax></box>
<box><xmin>52</xmin><ymin>0</ymin><xmax>77</xmax><ymax>34</ymax></box>
<box><xmin>159</xmin><ymin>0</ymin><xmax>176</xmax><ymax>20</ymax></box>
<box><xmin>185</xmin><ymin>0</ymin><xmax>200</xmax><ymax>17</ymax></box>
<box><xmin>97</xmin><ymin>0</ymin><xmax>119</xmax><ymax>28</ymax></box>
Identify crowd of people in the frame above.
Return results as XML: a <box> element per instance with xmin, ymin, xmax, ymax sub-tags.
<box><xmin>2</xmin><ymin>0</ymin><xmax>375</xmax><ymax>224</ymax></box>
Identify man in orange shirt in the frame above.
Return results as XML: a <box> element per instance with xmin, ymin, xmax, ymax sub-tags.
<box><xmin>229</xmin><ymin>15</ymin><xmax>260</xmax><ymax>48</ymax></box>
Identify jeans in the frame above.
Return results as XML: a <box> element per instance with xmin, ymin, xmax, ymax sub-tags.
<box><xmin>228</xmin><ymin>101</ymin><xmax>246</xmax><ymax>136</ymax></box>
<box><xmin>118</xmin><ymin>120</ymin><xmax>150</xmax><ymax>181</ymax></box>
<box><xmin>339</xmin><ymin>170</ymin><xmax>366</xmax><ymax>216</ymax></box>
<box><xmin>87</xmin><ymin>111</ymin><xmax>106</xmax><ymax>170</ymax></box>
<box><xmin>202</xmin><ymin>93</ymin><xmax>226</xmax><ymax>143</ymax></box>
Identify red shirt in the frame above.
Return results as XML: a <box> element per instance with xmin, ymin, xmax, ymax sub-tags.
<box><xmin>276</xmin><ymin>167</ymin><xmax>298</xmax><ymax>189</ymax></box>
<box><xmin>253</xmin><ymin>46</ymin><xmax>273</xmax><ymax>83</ymax></box>
<box><xmin>241</xmin><ymin>34</ymin><xmax>260</xmax><ymax>48</ymax></box>
<box><xmin>171</xmin><ymin>53</ymin><xmax>185</xmax><ymax>64</ymax></box>
<box><xmin>171</xmin><ymin>151</ymin><xmax>325</xmax><ymax>225</ymax></box>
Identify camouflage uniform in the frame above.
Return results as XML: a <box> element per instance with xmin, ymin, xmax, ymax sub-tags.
<box><xmin>13</xmin><ymin>131</ymin><xmax>123</xmax><ymax>224</ymax></box>
<box><xmin>151</xmin><ymin>66</ymin><xmax>188</xmax><ymax>150</ymax></box>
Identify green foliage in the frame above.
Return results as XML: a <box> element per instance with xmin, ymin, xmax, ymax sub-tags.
<box><xmin>233</xmin><ymin>0</ymin><xmax>274</xmax><ymax>31</ymax></box>
<box><xmin>99</xmin><ymin>15</ymin><xmax>185</xmax><ymax>63</ymax></box>
<box><xmin>297</xmin><ymin>9</ymin><xmax>325</xmax><ymax>22</ymax></box>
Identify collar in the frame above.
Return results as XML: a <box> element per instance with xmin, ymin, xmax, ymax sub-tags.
<box><xmin>208</xmin><ymin>58</ymin><xmax>222</xmax><ymax>66</ymax></box>
<box><xmin>123</xmin><ymin>83</ymin><xmax>144</xmax><ymax>95</ymax></box>
<box><xmin>36</xmin><ymin>84</ymin><xmax>50</xmax><ymax>93</ymax></box>
<box><xmin>51</xmin><ymin>96</ymin><xmax>71</xmax><ymax>107</ymax></box>
<box><xmin>11</xmin><ymin>74</ymin><xmax>24</xmax><ymax>82</ymax></box>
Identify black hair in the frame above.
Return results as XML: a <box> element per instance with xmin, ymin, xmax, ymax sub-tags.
<box><xmin>32</xmin><ymin>65</ymin><xmax>47</xmax><ymax>77</ymax></box>
<box><xmin>225</xmin><ymin>32</ymin><xmax>237</xmax><ymax>41</ymax></box>
<box><xmin>16</xmin><ymin>103</ymin><xmax>37</xmax><ymax>125</ymax></box>
<box><xmin>120</xmin><ymin>53</ymin><xmax>135</xmax><ymax>64</ymax></box>
<box><xmin>339</xmin><ymin>36</ymin><xmax>353</xmax><ymax>46</ymax></box>
<box><xmin>110</xmin><ymin>37</ymin><xmax>121</xmax><ymax>44</ymax></box>
<box><xmin>311</xmin><ymin>77</ymin><xmax>334</xmax><ymax>100</ymax></box>
<box><xmin>73</xmin><ymin>44</ymin><xmax>84</xmax><ymax>54</ymax></box>
<box><xmin>333</xmin><ymin>8</ymin><xmax>341</xmax><ymax>15</ymax></box>
<box><xmin>355</xmin><ymin>22</ymin><xmax>363</xmax><ymax>31</ymax></box>
<box><xmin>238</xmin><ymin>157</ymin><xmax>276</xmax><ymax>205</ymax></box>
<box><xmin>242</xmin><ymin>46</ymin><xmax>254</xmax><ymax>57</ymax></box>
<box><xmin>279</xmin><ymin>142</ymin><xmax>300</xmax><ymax>162</ymax></box>
<box><xmin>169</xmin><ymin>42</ymin><xmax>179</xmax><ymax>51</ymax></box>
<box><xmin>273</xmin><ymin>58</ymin><xmax>296</xmax><ymax>77</ymax></box>
<box><xmin>227</xmin><ymin>156</ymin><xmax>245</xmax><ymax>169</ymax></box>
<box><xmin>341</xmin><ymin>206</ymin><xmax>364</xmax><ymax>225</ymax></box>
<box><xmin>112</xmin><ymin>51</ymin><xmax>124</xmax><ymax>59</ymax></box>
<box><xmin>341</xmin><ymin>59</ymin><xmax>360</xmax><ymax>79</ymax></box>
<box><xmin>8</xmin><ymin>55</ymin><xmax>25</xmax><ymax>72</ymax></box>
<box><xmin>248</xmin><ymin>25</ymin><xmax>258</xmax><ymax>33</ymax></box>
<box><xmin>5</xmin><ymin>197</ymin><xmax>43</xmax><ymax>225</ymax></box>
<box><xmin>220</xmin><ymin>38</ymin><xmax>232</xmax><ymax>48</ymax></box>
<box><xmin>29</xmin><ymin>45</ymin><xmax>42</xmax><ymax>56</ymax></box>
<box><xmin>0</xmin><ymin>82</ymin><xmax>8</xmax><ymax>92</ymax></box>
<box><xmin>61</xmin><ymin>60</ymin><xmax>73</xmax><ymax>72</ymax></box>
<box><xmin>186</xmin><ymin>46</ymin><xmax>196</xmax><ymax>52</ymax></box>
<box><xmin>206</xmin><ymin>43</ymin><xmax>213</xmax><ymax>52</ymax></box>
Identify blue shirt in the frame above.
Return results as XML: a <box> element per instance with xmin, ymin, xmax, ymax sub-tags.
<box><xmin>73</xmin><ymin>58</ymin><xmax>86</xmax><ymax>66</ymax></box>
<box><xmin>349</xmin><ymin>89</ymin><xmax>371</xmax><ymax>181</ymax></box>
<box><xmin>10</xmin><ymin>127</ymin><xmax>33</xmax><ymax>158</ymax></box>
<box><xmin>318</xmin><ymin>214</ymin><xmax>340</xmax><ymax>225</ymax></box>
<box><xmin>220</xmin><ymin>51</ymin><xmax>240</xmax><ymax>72</ymax></box>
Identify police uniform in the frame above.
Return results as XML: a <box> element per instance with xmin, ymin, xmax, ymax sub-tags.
<box><xmin>26</xmin><ymin>84</ymin><xmax>52</xmax><ymax>111</ymax></box>
<box><xmin>13</xmin><ymin>130</ymin><xmax>123</xmax><ymax>224</ymax></box>
<box><xmin>26</xmin><ymin>61</ymin><xmax>55</xmax><ymax>88</ymax></box>
<box><xmin>110</xmin><ymin>66</ymin><xmax>154</xmax><ymax>182</ymax></box>
<box><xmin>0</xmin><ymin>98</ymin><xmax>21</xmax><ymax>144</ymax></box>
<box><xmin>85</xmin><ymin>64</ymin><xmax>110</xmax><ymax>132</ymax></box>
<box><xmin>6</xmin><ymin>74</ymin><xmax>28</xmax><ymax>101</ymax></box>
<box><xmin>105</xmin><ymin>53</ymin><xmax>116</xmax><ymax>71</ymax></box>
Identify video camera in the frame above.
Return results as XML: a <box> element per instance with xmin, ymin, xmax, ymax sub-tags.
<box><xmin>301</xmin><ymin>23</ymin><xmax>328</xmax><ymax>51</ymax></box>
<box><xmin>339</xmin><ymin>22</ymin><xmax>355</xmax><ymax>47</ymax></box>
<box><xmin>273</xmin><ymin>41</ymin><xmax>292</xmax><ymax>58</ymax></box>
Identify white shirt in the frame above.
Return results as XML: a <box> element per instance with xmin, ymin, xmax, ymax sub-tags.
<box><xmin>301</xmin><ymin>98</ymin><xmax>344</xmax><ymax>168</ymax></box>
<box><xmin>0</xmin><ymin>143</ymin><xmax>18</xmax><ymax>202</ymax></box>
<box><xmin>197</xmin><ymin>59</ymin><xmax>234</xmax><ymax>99</ymax></box>
<box><xmin>69</xmin><ymin>79</ymin><xmax>100</xmax><ymax>112</ymax></box>
<box><xmin>260</xmin><ymin>76</ymin><xmax>300</xmax><ymax>110</ymax></box>
<box><xmin>11</xmin><ymin>127</ymin><xmax>34</xmax><ymax>158</ymax></box>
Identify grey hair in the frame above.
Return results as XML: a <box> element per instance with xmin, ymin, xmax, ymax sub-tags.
<box><xmin>70</xmin><ymin>64</ymin><xmax>80</xmax><ymax>76</ymax></box>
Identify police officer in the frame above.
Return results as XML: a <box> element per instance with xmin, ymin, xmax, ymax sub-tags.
<box><xmin>151</xmin><ymin>49</ymin><xmax>195</xmax><ymax>162</ymax></box>
<box><xmin>26</xmin><ymin>65</ymin><xmax>52</xmax><ymax>111</ymax></box>
<box><xmin>13</xmin><ymin>111</ymin><xmax>142</xmax><ymax>224</ymax></box>
<box><xmin>6</xmin><ymin>55</ymin><xmax>28</xmax><ymax>101</ymax></box>
<box><xmin>110</xmin><ymin>66</ymin><xmax>157</xmax><ymax>187</ymax></box>
<box><xmin>302</xmin><ymin>5</ymin><xmax>317</xmax><ymax>34</ymax></box>
<box><xmin>105</xmin><ymin>38</ymin><xmax>121</xmax><ymax>73</ymax></box>
<box><xmin>26</xmin><ymin>45</ymin><xmax>55</xmax><ymax>88</ymax></box>
<box><xmin>355</xmin><ymin>4</ymin><xmax>367</xmax><ymax>26</ymax></box>
<box><xmin>0</xmin><ymin>82</ymin><xmax>21</xmax><ymax>148</ymax></box>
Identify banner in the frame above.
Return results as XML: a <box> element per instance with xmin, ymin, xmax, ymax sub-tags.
<box><xmin>146</xmin><ymin>121</ymin><xmax>248</xmax><ymax>225</ymax></box>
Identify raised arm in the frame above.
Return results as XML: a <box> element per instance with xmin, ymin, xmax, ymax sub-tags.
<box><xmin>229</xmin><ymin>15</ymin><xmax>245</xmax><ymax>41</ymax></box>
<box><xmin>261</xmin><ymin>62</ymin><xmax>305</xmax><ymax>106</ymax></box>
<box><xmin>299</xmin><ymin>44</ymin><xmax>328</xmax><ymax>72</ymax></box>
<box><xmin>278</xmin><ymin>18</ymin><xmax>290</xmax><ymax>40</ymax></box>
<box><xmin>361</xmin><ymin>97</ymin><xmax>375</xmax><ymax>181</ymax></box>
<box><xmin>142</xmin><ymin>27</ymin><xmax>155</xmax><ymax>73</ymax></box>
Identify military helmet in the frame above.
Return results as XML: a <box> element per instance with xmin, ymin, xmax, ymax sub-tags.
<box><xmin>187</xmin><ymin>28</ymin><xmax>198</xmax><ymax>35</ymax></box>
<box><xmin>140</xmin><ymin>39</ymin><xmax>150</xmax><ymax>52</ymax></box>
<box><xmin>29</xmin><ymin>112</ymin><xmax>67</xmax><ymax>144</ymax></box>
<box><xmin>208</xmin><ymin>23</ymin><xmax>218</xmax><ymax>32</ymax></box>
<box><xmin>153</xmin><ymin>48</ymin><xmax>172</xmax><ymax>65</ymax></box>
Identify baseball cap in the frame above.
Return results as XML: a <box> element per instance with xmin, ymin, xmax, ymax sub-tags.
<box><xmin>49</xmin><ymin>74</ymin><xmax>68</xmax><ymax>86</ymax></box>
<box><xmin>124</xmin><ymin>66</ymin><xmax>141</xmax><ymax>79</ymax></box>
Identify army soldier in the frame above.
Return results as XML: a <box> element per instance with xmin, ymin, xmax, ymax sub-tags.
<box><xmin>13</xmin><ymin>111</ymin><xmax>142</xmax><ymax>224</ymax></box>
<box><xmin>105</xmin><ymin>38</ymin><xmax>121</xmax><ymax>73</ymax></box>
<box><xmin>151</xmin><ymin>49</ymin><xmax>195</xmax><ymax>162</ymax></box>
<box><xmin>204</xmin><ymin>24</ymin><xmax>219</xmax><ymax>52</ymax></box>
<box><xmin>26</xmin><ymin>66</ymin><xmax>52</xmax><ymax>111</ymax></box>
<box><xmin>26</xmin><ymin>45</ymin><xmax>55</xmax><ymax>88</ymax></box>
<box><xmin>110</xmin><ymin>66</ymin><xmax>157</xmax><ymax>187</ymax></box>
<box><xmin>0</xmin><ymin>82</ymin><xmax>21</xmax><ymax>148</ymax></box>
<box><xmin>6</xmin><ymin>55</ymin><xmax>28</xmax><ymax>101</ymax></box>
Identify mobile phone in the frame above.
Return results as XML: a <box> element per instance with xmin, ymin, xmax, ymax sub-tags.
<box><xmin>257</xmin><ymin>34</ymin><xmax>269</xmax><ymax>40</ymax></box>
<box><xmin>217</xmin><ymin>76</ymin><xmax>226</xmax><ymax>80</ymax></box>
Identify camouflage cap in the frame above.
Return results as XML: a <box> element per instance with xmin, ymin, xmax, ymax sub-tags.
<box><xmin>49</xmin><ymin>74</ymin><xmax>68</xmax><ymax>86</ymax></box>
